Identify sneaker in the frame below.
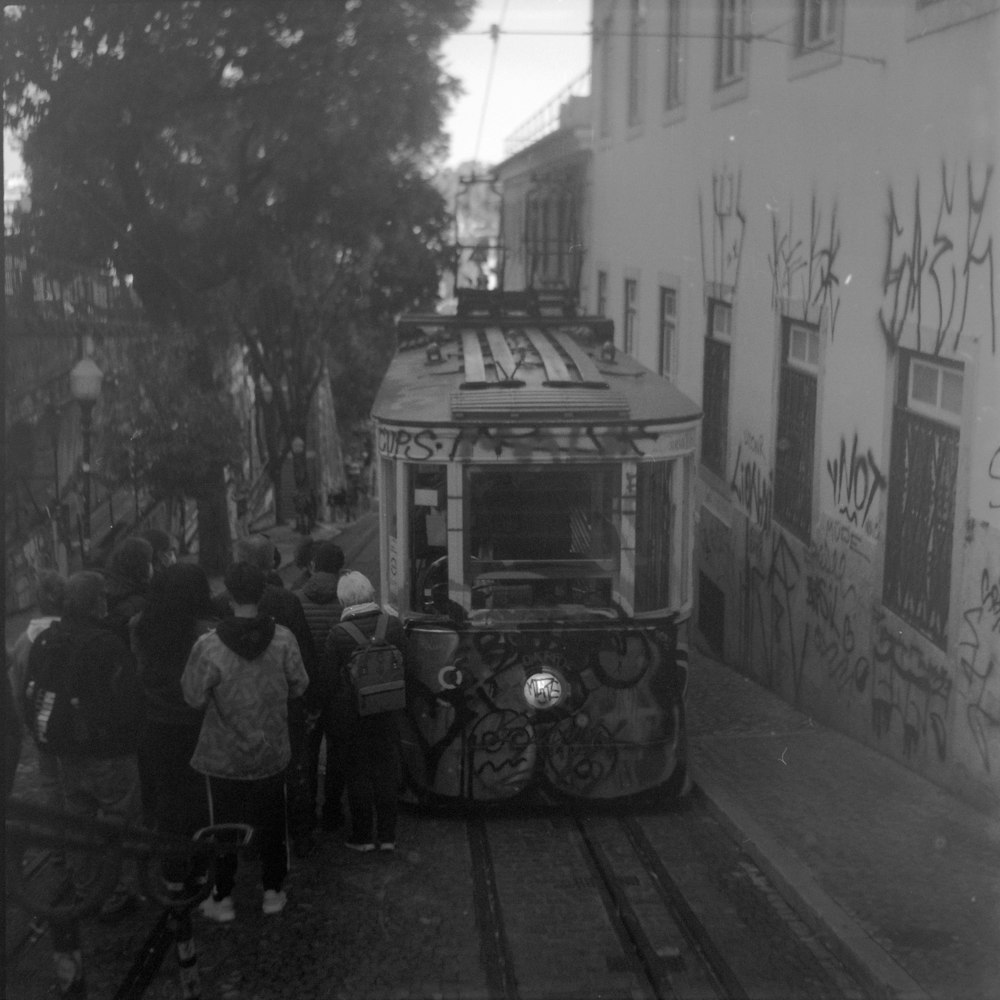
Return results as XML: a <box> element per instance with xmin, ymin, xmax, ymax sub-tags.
<box><xmin>199</xmin><ymin>894</ymin><xmax>235</xmax><ymax>923</ymax></box>
<box><xmin>262</xmin><ymin>889</ymin><xmax>287</xmax><ymax>915</ymax></box>
<box><xmin>344</xmin><ymin>840</ymin><xmax>375</xmax><ymax>853</ymax></box>
<box><xmin>378</xmin><ymin>842</ymin><xmax>396</xmax><ymax>852</ymax></box>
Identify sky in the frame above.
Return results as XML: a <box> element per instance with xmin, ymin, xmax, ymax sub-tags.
<box><xmin>440</xmin><ymin>0</ymin><xmax>592</xmax><ymax>167</ymax></box>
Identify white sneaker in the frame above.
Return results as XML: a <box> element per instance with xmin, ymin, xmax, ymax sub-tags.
<box><xmin>262</xmin><ymin>889</ymin><xmax>287</xmax><ymax>915</ymax></box>
<box><xmin>199</xmin><ymin>894</ymin><xmax>235</xmax><ymax>923</ymax></box>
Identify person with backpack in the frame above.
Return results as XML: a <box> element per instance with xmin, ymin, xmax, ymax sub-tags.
<box><xmin>324</xmin><ymin>571</ymin><xmax>406</xmax><ymax>853</ymax></box>
<box><xmin>23</xmin><ymin>570</ymin><xmax>145</xmax><ymax>922</ymax></box>
<box><xmin>181</xmin><ymin>562</ymin><xmax>309</xmax><ymax>921</ymax></box>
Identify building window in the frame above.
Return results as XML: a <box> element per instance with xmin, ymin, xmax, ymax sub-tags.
<box><xmin>701</xmin><ymin>299</ymin><xmax>732</xmax><ymax>478</ymax></box>
<box><xmin>798</xmin><ymin>0</ymin><xmax>840</xmax><ymax>51</ymax></box>
<box><xmin>658</xmin><ymin>286</ymin><xmax>677</xmax><ymax>378</ymax></box>
<box><xmin>623</xmin><ymin>277</ymin><xmax>638</xmax><ymax>354</ymax></box>
<box><xmin>627</xmin><ymin>0</ymin><xmax>643</xmax><ymax>127</ymax></box>
<box><xmin>883</xmin><ymin>352</ymin><xmax>962</xmax><ymax>648</ymax></box>
<box><xmin>665</xmin><ymin>0</ymin><xmax>684</xmax><ymax>110</ymax></box>
<box><xmin>597</xmin><ymin>270</ymin><xmax>608</xmax><ymax>317</ymax></box>
<box><xmin>716</xmin><ymin>0</ymin><xmax>748</xmax><ymax>89</ymax></box>
<box><xmin>774</xmin><ymin>321</ymin><xmax>819</xmax><ymax>539</ymax></box>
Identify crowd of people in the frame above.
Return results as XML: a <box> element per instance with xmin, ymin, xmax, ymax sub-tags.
<box><xmin>5</xmin><ymin>523</ymin><xmax>407</xmax><ymax>974</ymax></box>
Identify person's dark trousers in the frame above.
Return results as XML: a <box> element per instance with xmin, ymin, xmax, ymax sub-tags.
<box><xmin>308</xmin><ymin>701</ymin><xmax>350</xmax><ymax>827</ymax></box>
<box><xmin>138</xmin><ymin>721</ymin><xmax>209</xmax><ymax>885</ymax></box>
<box><xmin>204</xmin><ymin>772</ymin><xmax>287</xmax><ymax>898</ymax></box>
<box><xmin>345</xmin><ymin>712</ymin><xmax>402</xmax><ymax>845</ymax></box>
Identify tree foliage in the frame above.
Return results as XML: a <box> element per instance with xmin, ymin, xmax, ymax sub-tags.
<box><xmin>5</xmin><ymin>1</ymin><xmax>474</xmax><ymax>492</ymax></box>
<box><xmin>100</xmin><ymin>334</ymin><xmax>244</xmax><ymax>502</ymax></box>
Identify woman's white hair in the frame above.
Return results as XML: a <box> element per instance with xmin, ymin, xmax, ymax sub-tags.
<box><xmin>337</xmin><ymin>570</ymin><xmax>375</xmax><ymax>607</ymax></box>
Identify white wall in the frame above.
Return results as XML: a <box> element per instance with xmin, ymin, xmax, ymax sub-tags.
<box><xmin>589</xmin><ymin>0</ymin><xmax>1000</xmax><ymax>809</ymax></box>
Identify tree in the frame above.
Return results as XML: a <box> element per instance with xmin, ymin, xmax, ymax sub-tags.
<box><xmin>5</xmin><ymin>1</ymin><xmax>474</xmax><ymax>521</ymax></box>
<box><xmin>100</xmin><ymin>332</ymin><xmax>244</xmax><ymax>574</ymax></box>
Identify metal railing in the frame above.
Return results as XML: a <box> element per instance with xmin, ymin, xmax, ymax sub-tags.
<box><xmin>503</xmin><ymin>70</ymin><xmax>591</xmax><ymax>160</ymax></box>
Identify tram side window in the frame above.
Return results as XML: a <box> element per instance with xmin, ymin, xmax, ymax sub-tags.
<box><xmin>634</xmin><ymin>461</ymin><xmax>673</xmax><ymax>612</ymax></box>
<box><xmin>410</xmin><ymin>465</ymin><xmax>448</xmax><ymax>608</ymax></box>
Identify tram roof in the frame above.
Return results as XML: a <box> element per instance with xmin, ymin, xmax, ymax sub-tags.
<box><xmin>374</xmin><ymin>299</ymin><xmax>702</xmax><ymax>429</ymax></box>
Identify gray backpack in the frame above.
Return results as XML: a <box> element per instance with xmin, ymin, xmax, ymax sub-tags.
<box><xmin>339</xmin><ymin>614</ymin><xmax>405</xmax><ymax>716</ymax></box>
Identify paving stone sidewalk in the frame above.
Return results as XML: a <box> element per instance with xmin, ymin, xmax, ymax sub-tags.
<box><xmin>686</xmin><ymin>648</ymin><xmax>1000</xmax><ymax>1000</ymax></box>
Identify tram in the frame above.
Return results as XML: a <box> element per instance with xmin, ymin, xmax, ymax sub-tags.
<box><xmin>371</xmin><ymin>289</ymin><xmax>702</xmax><ymax>804</ymax></box>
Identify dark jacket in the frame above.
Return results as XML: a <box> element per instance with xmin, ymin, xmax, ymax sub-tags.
<box><xmin>104</xmin><ymin>585</ymin><xmax>148</xmax><ymax>646</ymax></box>
<box><xmin>324</xmin><ymin>605</ymin><xmax>406</xmax><ymax>705</ymax></box>
<box><xmin>40</xmin><ymin>613</ymin><xmax>143</xmax><ymax>757</ymax></box>
<box><xmin>296</xmin><ymin>572</ymin><xmax>343</xmax><ymax>703</ymax></box>
<box><xmin>131</xmin><ymin>615</ymin><xmax>217</xmax><ymax>729</ymax></box>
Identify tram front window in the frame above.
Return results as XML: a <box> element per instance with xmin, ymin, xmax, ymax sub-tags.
<box><xmin>467</xmin><ymin>465</ymin><xmax>619</xmax><ymax>616</ymax></box>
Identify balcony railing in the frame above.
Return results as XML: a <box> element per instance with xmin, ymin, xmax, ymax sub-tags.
<box><xmin>503</xmin><ymin>70</ymin><xmax>592</xmax><ymax>160</ymax></box>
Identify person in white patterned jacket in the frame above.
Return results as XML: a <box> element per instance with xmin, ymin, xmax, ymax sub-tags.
<box><xmin>181</xmin><ymin>561</ymin><xmax>309</xmax><ymax>922</ymax></box>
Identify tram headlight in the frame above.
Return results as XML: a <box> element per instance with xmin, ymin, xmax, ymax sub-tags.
<box><xmin>523</xmin><ymin>668</ymin><xmax>569</xmax><ymax>710</ymax></box>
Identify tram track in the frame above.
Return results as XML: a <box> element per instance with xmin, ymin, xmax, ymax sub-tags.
<box><xmin>463</xmin><ymin>798</ymin><xmax>864</xmax><ymax>1000</ymax></box>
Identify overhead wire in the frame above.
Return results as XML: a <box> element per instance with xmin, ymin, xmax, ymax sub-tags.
<box><xmin>455</xmin><ymin>23</ymin><xmax>886</xmax><ymax>68</ymax></box>
<box><xmin>471</xmin><ymin>0</ymin><xmax>511</xmax><ymax>166</ymax></box>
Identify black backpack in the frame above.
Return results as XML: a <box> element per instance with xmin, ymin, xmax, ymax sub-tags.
<box><xmin>339</xmin><ymin>614</ymin><xmax>406</xmax><ymax>716</ymax></box>
<box><xmin>22</xmin><ymin>625</ymin><xmax>102</xmax><ymax>755</ymax></box>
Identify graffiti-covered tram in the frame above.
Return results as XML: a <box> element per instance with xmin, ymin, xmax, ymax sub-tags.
<box><xmin>372</xmin><ymin>290</ymin><xmax>702</xmax><ymax>803</ymax></box>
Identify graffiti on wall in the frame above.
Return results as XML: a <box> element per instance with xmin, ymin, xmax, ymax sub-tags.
<box><xmin>871</xmin><ymin>610</ymin><xmax>952</xmax><ymax>761</ymax></box>
<box><xmin>990</xmin><ymin>445</ymin><xmax>1000</xmax><ymax>509</ymax></box>
<box><xmin>804</xmin><ymin>517</ymin><xmax>872</xmax><ymax>703</ymax></box>
<box><xmin>879</xmin><ymin>161</ymin><xmax>996</xmax><ymax>356</ymax></box>
<box><xmin>730</xmin><ymin>432</ymin><xmax>773</xmax><ymax>532</ymax></box>
<box><xmin>748</xmin><ymin>530</ymin><xmax>809</xmax><ymax>700</ymax></box>
<box><xmin>958</xmin><ymin>560</ymin><xmax>1000</xmax><ymax>772</ymax></box>
<box><xmin>768</xmin><ymin>194</ymin><xmax>842</xmax><ymax>337</ymax></box>
<box><xmin>699</xmin><ymin>166</ymin><xmax>747</xmax><ymax>292</ymax></box>
<box><xmin>826</xmin><ymin>433</ymin><xmax>887</xmax><ymax>537</ymax></box>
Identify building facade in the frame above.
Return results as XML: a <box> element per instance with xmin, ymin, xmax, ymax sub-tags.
<box><xmin>585</xmin><ymin>0</ymin><xmax>999</xmax><ymax>810</ymax></box>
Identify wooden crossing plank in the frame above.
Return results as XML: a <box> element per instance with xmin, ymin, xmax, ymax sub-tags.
<box><xmin>552</xmin><ymin>331</ymin><xmax>606</xmax><ymax>384</ymax></box>
<box><xmin>462</xmin><ymin>330</ymin><xmax>487</xmax><ymax>383</ymax></box>
<box><xmin>525</xmin><ymin>329</ymin><xmax>572</xmax><ymax>382</ymax></box>
<box><xmin>484</xmin><ymin>328</ymin><xmax>520</xmax><ymax>381</ymax></box>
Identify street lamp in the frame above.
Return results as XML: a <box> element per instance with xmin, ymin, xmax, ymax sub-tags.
<box><xmin>70</xmin><ymin>357</ymin><xmax>103</xmax><ymax>558</ymax></box>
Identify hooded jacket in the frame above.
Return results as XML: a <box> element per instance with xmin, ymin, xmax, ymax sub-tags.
<box><xmin>181</xmin><ymin>616</ymin><xmax>309</xmax><ymax>779</ymax></box>
<box><xmin>296</xmin><ymin>572</ymin><xmax>344</xmax><ymax>703</ymax></box>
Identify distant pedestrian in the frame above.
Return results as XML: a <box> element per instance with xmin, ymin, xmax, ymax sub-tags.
<box><xmin>182</xmin><ymin>562</ymin><xmax>309</xmax><ymax>921</ymax></box>
<box><xmin>325</xmin><ymin>571</ymin><xmax>406</xmax><ymax>852</ymax></box>
<box><xmin>131</xmin><ymin>563</ymin><xmax>219</xmax><ymax>886</ymax></box>
<box><xmin>8</xmin><ymin>570</ymin><xmax>68</xmax><ymax>820</ymax></box>
<box><xmin>295</xmin><ymin>541</ymin><xmax>347</xmax><ymax>830</ymax></box>
<box><xmin>102</xmin><ymin>536</ymin><xmax>154</xmax><ymax>644</ymax></box>
<box><xmin>31</xmin><ymin>571</ymin><xmax>144</xmax><ymax>922</ymax></box>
